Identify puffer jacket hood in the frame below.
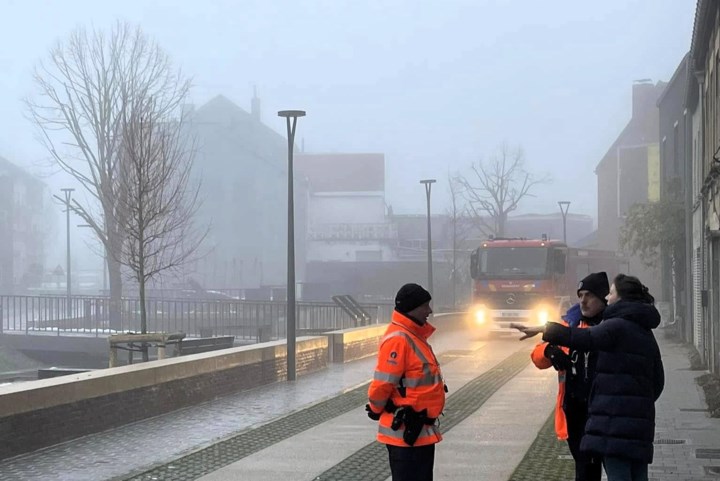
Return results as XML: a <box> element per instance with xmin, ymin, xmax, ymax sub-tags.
<box><xmin>603</xmin><ymin>300</ymin><xmax>661</xmax><ymax>330</ymax></box>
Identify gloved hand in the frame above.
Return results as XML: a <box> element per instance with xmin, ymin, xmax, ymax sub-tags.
<box><xmin>544</xmin><ymin>344</ymin><xmax>572</xmax><ymax>371</ymax></box>
<box><xmin>384</xmin><ymin>399</ymin><xmax>397</xmax><ymax>413</ymax></box>
<box><xmin>510</xmin><ymin>323</ymin><xmax>545</xmax><ymax>340</ymax></box>
<box><xmin>365</xmin><ymin>403</ymin><xmax>381</xmax><ymax>421</ymax></box>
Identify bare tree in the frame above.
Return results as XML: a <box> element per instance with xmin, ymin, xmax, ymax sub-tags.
<box><xmin>26</xmin><ymin>21</ymin><xmax>191</xmax><ymax>329</ymax></box>
<box><xmin>114</xmin><ymin>93</ymin><xmax>205</xmax><ymax>348</ymax></box>
<box><xmin>457</xmin><ymin>144</ymin><xmax>549</xmax><ymax>236</ymax></box>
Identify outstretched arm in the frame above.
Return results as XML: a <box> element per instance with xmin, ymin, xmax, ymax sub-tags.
<box><xmin>541</xmin><ymin>320</ymin><xmax>616</xmax><ymax>351</ymax></box>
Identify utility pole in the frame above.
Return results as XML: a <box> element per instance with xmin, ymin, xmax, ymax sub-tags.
<box><xmin>57</xmin><ymin>188</ymin><xmax>75</xmax><ymax>319</ymax></box>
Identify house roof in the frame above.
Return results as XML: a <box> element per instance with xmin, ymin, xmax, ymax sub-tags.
<box><xmin>690</xmin><ymin>0</ymin><xmax>715</xmax><ymax>72</ymax></box>
<box><xmin>189</xmin><ymin>95</ymin><xmax>288</xmax><ymax>172</ymax></box>
<box><xmin>595</xmin><ymin>81</ymin><xmax>666</xmax><ymax>172</ymax></box>
<box><xmin>0</xmin><ymin>156</ymin><xmax>43</xmax><ymax>185</ymax></box>
<box><xmin>296</xmin><ymin>153</ymin><xmax>385</xmax><ymax>193</ymax></box>
<box><xmin>656</xmin><ymin>53</ymin><xmax>690</xmax><ymax>107</ymax></box>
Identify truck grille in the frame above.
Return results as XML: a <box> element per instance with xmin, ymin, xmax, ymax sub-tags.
<box><xmin>475</xmin><ymin>292</ymin><xmax>544</xmax><ymax>309</ymax></box>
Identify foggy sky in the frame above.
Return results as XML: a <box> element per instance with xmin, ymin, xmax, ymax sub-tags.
<box><xmin>0</xmin><ymin>0</ymin><xmax>694</xmax><ymax>227</ymax></box>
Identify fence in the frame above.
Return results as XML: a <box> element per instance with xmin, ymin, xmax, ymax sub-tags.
<box><xmin>0</xmin><ymin>294</ymin><xmax>394</xmax><ymax>340</ymax></box>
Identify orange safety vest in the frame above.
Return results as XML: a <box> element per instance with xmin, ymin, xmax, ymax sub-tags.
<box><xmin>531</xmin><ymin>318</ymin><xmax>592</xmax><ymax>441</ymax></box>
<box><xmin>367</xmin><ymin>310</ymin><xmax>446</xmax><ymax>447</ymax></box>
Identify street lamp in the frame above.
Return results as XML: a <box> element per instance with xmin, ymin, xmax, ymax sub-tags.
<box><xmin>558</xmin><ymin>201</ymin><xmax>571</xmax><ymax>245</ymax></box>
<box><xmin>420</xmin><ymin>179</ymin><xmax>436</xmax><ymax>295</ymax></box>
<box><xmin>55</xmin><ymin>188</ymin><xmax>75</xmax><ymax>319</ymax></box>
<box><xmin>278</xmin><ymin>109</ymin><xmax>306</xmax><ymax>382</ymax></box>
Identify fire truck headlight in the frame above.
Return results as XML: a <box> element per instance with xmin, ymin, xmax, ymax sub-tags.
<box><xmin>536</xmin><ymin>308</ymin><xmax>549</xmax><ymax>325</ymax></box>
<box><xmin>474</xmin><ymin>307</ymin><xmax>486</xmax><ymax>325</ymax></box>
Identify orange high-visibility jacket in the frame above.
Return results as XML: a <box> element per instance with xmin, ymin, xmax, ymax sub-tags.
<box><xmin>531</xmin><ymin>318</ymin><xmax>592</xmax><ymax>440</ymax></box>
<box><xmin>367</xmin><ymin>310</ymin><xmax>446</xmax><ymax>447</ymax></box>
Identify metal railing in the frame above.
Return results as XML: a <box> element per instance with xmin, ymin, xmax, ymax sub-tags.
<box><xmin>0</xmin><ymin>294</ymin><xmax>394</xmax><ymax>340</ymax></box>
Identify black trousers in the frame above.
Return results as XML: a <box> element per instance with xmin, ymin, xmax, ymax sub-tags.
<box><xmin>386</xmin><ymin>443</ymin><xmax>435</xmax><ymax>481</ymax></box>
<box><xmin>565</xmin><ymin>407</ymin><xmax>602</xmax><ymax>481</ymax></box>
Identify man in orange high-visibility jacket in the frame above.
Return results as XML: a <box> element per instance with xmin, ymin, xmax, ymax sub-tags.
<box><xmin>366</xmin><ymin>283</ymin><xmax>446</xmax><ymax>481</ymax></box>
<box><xmin>530</xmin><ymin>272</ymin><xmax>608</xmax><ymax>481</ymax></box>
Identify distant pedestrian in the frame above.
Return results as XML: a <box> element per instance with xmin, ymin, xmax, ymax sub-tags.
<box><xmin>530</xmin><ymin>271</ymin><xmax>608</xmax><ymax>481</ymax></box>
<box><xmin>366</xmin><ymin>283</ymin><xmax>447</xmax><ymax>481</ymax></box>
<box><xmin>515</xmin><ymin>274</ymin><xmax>664</xmax><ymax>481</ymax></box>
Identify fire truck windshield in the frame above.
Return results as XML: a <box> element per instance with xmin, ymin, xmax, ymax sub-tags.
<box><xmin>473</xmin><ymin>247</ymin><xmax>549</xmax><ymax>279</ymax></box>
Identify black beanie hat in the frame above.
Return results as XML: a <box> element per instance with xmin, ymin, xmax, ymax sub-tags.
<box><xmin>577</xmin><ymin>271</ymin><xmax>609</xmax><ymax>304</ymax></box>
<box><xmin>395</xmin><ymin>283</ymin><xmax>432</xmax><ymax>314</ymax></box>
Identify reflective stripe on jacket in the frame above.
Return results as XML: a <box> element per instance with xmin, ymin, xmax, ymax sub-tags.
<box><xmin>531</xmin><ymin>318</ymin><xmax>591</xmax><ymax>441</ymax></box>
<box><xmin>367</xmin><ymin>310</ymin><xmax>446</xmax><ymax>447</ymax></box>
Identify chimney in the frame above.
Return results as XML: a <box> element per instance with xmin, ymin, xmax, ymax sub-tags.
<box><xmin>631</xmin><ymin>79</ymin><xmax>655</xmax><ymax>119</ymax></box>
<box><xmin>251</xmin><ymin>86</ymin><xmax>261</xmax><ymax>122</ymax></box>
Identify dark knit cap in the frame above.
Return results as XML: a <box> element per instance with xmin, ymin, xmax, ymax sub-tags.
<box><xmin>395</xmin><ymin>283</ymin><xmax>432</xmax><ymax>314</ymax></box>
<box><xmin>577</xmin><ymin>271</ymin><xmax>609</xmax><ymax>304</ymax></box>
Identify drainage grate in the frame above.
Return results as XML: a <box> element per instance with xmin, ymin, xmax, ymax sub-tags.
<box><xmin>679</xmin><ymin>408</ymin><xmax>709</xmax><ymax>412</ymax></box>
<box><xmin>697</xmin><ymin>449</ymin><xmax>720</xmax><ymax>459</ymax></box>
<box><xmin>655</xmin><ymin>439</ymin><xmax>686</xmax><ymax>445</ymax></box>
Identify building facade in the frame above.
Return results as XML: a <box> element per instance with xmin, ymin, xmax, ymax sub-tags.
<box><xmin>0</xmin><ymin>157</ymin><xmax>49</xmax><ymax>293</ymax></box>
<box><xmin>657</xmin><ymin>53</ymin><xmax>691</xmax><ymax>342</ymax></box>
<box><xmin>183</xmin><ymin>94</ymin><xmax>304</xmax><ymax>290</ymax></box>
<box><xmin>688</xmin><ymin>0</ymin><xmax>720</xmax><ymax>374</ymax></box>
<box><xmin>596</xmin><ymin>80</ymin><xmax>666</xmax><ymax>297</ymax></box>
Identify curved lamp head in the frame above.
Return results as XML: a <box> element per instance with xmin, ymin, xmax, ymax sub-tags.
<box><xmin>278</xmin><ymin>110</ymin><xmax>306</xmax><ymax>118</ymax></box>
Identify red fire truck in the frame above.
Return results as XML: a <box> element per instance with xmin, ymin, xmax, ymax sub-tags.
<box><xmin>468</xmin><ymin>237</ymin><xmax>628</xmax><ymax>335</ymax></box>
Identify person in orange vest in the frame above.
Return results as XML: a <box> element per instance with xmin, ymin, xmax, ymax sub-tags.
<box><xmin>365</xmin><ymin>283</ymin><xmax>446</xmax><ymax>481</ymax></box>
<box><xmin>529</xmin><ymin>272</ymin><xmax>608</xmax><ymax>481</ymax></box>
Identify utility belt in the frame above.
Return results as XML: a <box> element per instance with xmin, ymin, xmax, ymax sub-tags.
<box><xmin>389</xmin><ymin>406</ymin><xmax>437</xmax><ymax>446</ymax></box>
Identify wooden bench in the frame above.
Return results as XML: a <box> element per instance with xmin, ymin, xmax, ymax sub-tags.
<box><xmin>177</xmin><ymin>336</ymin><xmax>235</xmax><ymax>356</ymax></box>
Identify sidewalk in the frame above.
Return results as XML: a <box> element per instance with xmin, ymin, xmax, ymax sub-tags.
<box><xmin>510</xmin><ymin>331</ymin><xmax>720</xmax><ymax>481</ymax></box>
<box><xmin>650</xmin><ymin>333</ymin><xmax>720</xmax><ymax>480</ymax></box>
<box><xmin>194</xmin><ymin>337</ymin><xmax>555</xmax><ymax>481</ymax></box>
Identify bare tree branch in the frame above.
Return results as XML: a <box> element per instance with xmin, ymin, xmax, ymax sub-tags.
<box><xmin>26</xmin><ymin>21</ymin><xmax>194</xmax><ymax>330</ymax></box>
<box><xmin>456</xmin><ymin>143</ymin><xmax>550</xmax><ymax>236</ymax></box>
<box><xmin>112</xmin><ymin>90</ymin><xmax>207</xmax><ymax>336</ymax></box>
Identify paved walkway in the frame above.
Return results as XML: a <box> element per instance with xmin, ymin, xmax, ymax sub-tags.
<box><xmin>0</xmin><ymin>324</ymin><xmax>718</xmax><ymax>480</ymax></box>
<box><xmin>649</xmin><ymin>334</ymin><xmax>720</xmax><ymax>480</ymax></box>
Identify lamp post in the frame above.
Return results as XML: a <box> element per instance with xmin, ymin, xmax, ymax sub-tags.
<box><xmin>420</xmin><ymin>179</ymin><xmax>436</xmax><ymax>295</ymax></box>
<box><xmin>278</xmin><ymin>109</ymin><xmax>305</xmax><ymax>382</ymax></box>
<box><xmin>58</xmin><ymin>188</ymin><xmax>75</xmax><ymax>318</ymax></box>
<box><xmin>558</xmin><ymin>201</ymin><xmax>571</xmax><ymax>245</ymax></box>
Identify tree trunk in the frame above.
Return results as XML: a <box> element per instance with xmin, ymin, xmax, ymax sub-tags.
<box><xmin>497</xmin><ymin>214</ymin><xmax>507</xmax><ymax>237</ymax></box>
<box><xmin>139</xmin><ymin>274</ymin><xmax>148</xmax><ymax>361</ymax></box>
<box><xmin>108</xmin><ymin>255</ymin><xmax>123</xmax><ymax>331</ymax></box>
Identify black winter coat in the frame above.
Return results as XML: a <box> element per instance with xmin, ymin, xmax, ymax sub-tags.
<box><xmin>542</xmin><ymin>300</ymin><xmax>664</xmax><ymax>463</ymax></box>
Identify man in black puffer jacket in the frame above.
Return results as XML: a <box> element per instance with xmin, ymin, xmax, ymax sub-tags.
<box><xmin>515</xmin><ymin>273</ymin><xmax>664</xmax><ymax>481</ymax></box>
